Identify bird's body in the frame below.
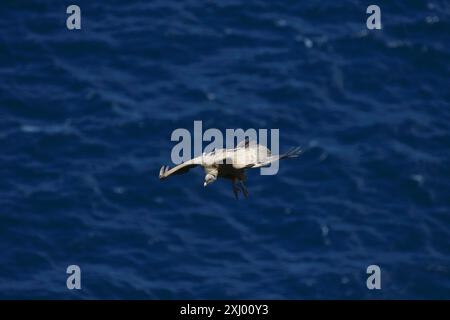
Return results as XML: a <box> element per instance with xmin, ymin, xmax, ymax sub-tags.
<box><xmin>159</xmin><ymin>139</ymin><xmax>301</xmax><ymax>199</ymax></box>
<box><xmin>217</xmin><ymin>164</ymin><xmax>245</xmax><ymax>181</ymax></box>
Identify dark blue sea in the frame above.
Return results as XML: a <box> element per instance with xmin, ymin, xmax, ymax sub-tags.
<box><xmin>1</xmin><ymin>0</ymin><xmax>449</xmax><ymax>299</ymax></box>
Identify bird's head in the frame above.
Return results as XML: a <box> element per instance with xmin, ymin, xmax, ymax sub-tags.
<box><xmin>203</xmin><ymin>173</ymin><xmax>217</xmax><ymax>187</ymax></box>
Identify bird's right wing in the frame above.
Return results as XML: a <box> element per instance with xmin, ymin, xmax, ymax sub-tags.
<box><xmin>249</xmin><ymin>147</ymin><xmax>302</xmax><ymax>168</ymax></box>
<box><xmin>159</xmin><ymin>157</ymin><xmax>203</xmax><ymax>179</ymax></box>
<box><xmin>229</xmin><ymin>144</ymin><xmax>271</xmax><ymax>169</ymax></box>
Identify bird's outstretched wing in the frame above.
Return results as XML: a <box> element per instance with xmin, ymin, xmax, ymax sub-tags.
<box><xmin>229</xmin><ymin>143</ymin><xmax>272</xmax><ymax>169</ymax></box>
<box><xmin>159</xmin><ymin>151</ymin><xmax>230</xmax><ymax>179</ymax></box>
<box><xmin>249</xmin><ymin>146</ymin><xmax>302</xmax><ymax>168</ymax></box>
<box><xmin>159</xmin><ymin>157</ymin><xmax>203</xmax><ymax>179</ymax></box>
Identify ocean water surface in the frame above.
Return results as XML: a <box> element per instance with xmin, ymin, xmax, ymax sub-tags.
<box><xmin>0</xmin><ymin>0</ymin><xmax>449</xmax><ymax>299</ymax></box>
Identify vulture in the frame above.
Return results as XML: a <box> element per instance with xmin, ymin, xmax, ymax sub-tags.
<box><xmin>159</xmin><ymin>139</ymin><xmax>301</xmax><ymax>199</ymax></box>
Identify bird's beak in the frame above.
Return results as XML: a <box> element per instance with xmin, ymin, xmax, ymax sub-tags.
<box><xmin>203</xmin><ymin>182</ymin><xmax>207</xmax><ymax>187</ymax></box>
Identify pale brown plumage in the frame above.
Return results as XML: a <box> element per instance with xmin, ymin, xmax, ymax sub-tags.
<box><xmin>159</xmin><ymin>139</ymin><xmax>301</xmax><ymax>199</ymax></box>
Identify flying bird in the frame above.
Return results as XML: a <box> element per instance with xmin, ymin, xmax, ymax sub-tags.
<box><xmin>159</xmin><ymin>139</ymin><xmax>301</xmax><ymax>199</ymax></box>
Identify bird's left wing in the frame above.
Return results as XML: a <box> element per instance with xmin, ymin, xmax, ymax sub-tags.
<box><xmin>159</xmin><ymin>156</ymin><xmax>203</xmax><ymax>179</ymax></box>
